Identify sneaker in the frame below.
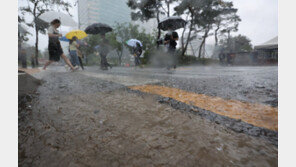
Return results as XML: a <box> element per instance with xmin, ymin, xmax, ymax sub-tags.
<box><xmin>71</xmin><ymin>66</ymin><xmax>79</xmax><ymax>72</ymax></box>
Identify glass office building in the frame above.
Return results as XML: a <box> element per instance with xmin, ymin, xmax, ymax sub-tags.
<box><xmin>78</xmin><ymin>0</ymin><xmax>132</xmax><ymax>29</ymax></box>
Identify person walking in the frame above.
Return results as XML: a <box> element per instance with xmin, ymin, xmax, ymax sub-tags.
<box><xmin>43</xmin><ymin>19</ymin><xmax>77</xmax><ymax>71</ymax></box>
<box><xmin>133</xmin><ymin>42</ymin><xmax>142</xmax><ymax>68</ymax></box>
<box><xmin>99</xmin><ymin>33</ymin><xmax>112</xmax><ymax>70</ymax></box>
<box><xmin>19</xmin><ymin>49</ymin><xmax>27</xmax><ymax>68</ymax></box>
<box><xmin>76</xmin><ymin>40</ymin><xmax>88</xmax><ymax>70</ymax></box>
<box><xmin>77</xmin><ymin>49</ymin><xmax>84</xmax><ymax>70</ymax></box>
<box><xmin>165</xmin><ymin>31</ymin><xmax>178</xmax><ymax>70</ymax></box>
<box><xmin>69</xmin><ymin>36</ymin><xmax>81</xmax><ymax>69</ymax></box>
<box><xmin>31</xmin><ymin>54</ymin><xmax>36</xmax><ymax>68</ymax></box>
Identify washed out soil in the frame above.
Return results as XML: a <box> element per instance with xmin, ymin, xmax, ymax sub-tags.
<box><xmin>19</xmin><ymin>71</ymin><xmax>277</xmax><ymax>167</ymax></box>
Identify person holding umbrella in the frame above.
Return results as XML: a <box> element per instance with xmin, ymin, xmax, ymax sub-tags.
<box><xmin>43</xmin><ymin>19</ymin><xmax>77</xmax><ymax>71</ymax></box>
<box><xmin>99</xmin><ymin>33</ymin><xmax>112</xmax><ymax>70</ymax></box>
<box><xmin>76</xmin><ymin>40</ymin><xmax>88</xmax><ymax>70</ymax></box>
<box><xmin>157</xmin><ymin>16</ymin><xmax>186</xmax><ymax>70</ymax></box>
<box><xmin>84</xmin><ymin>23</ymin><xmax>113</xmax><ymax>70</ymax></box>
<box><xmin>66</xmin><ymin>30</ymin><xmax>88</xmax><ymax>70</ymax></box>
<box><xmin>166</xmin><ymin>31</ymin><xmax>179</xmax><ymax>70</ymax></box>
<box><xmin>76</xmin><ymin>43</ymin><xmax>85</xmax><ymax>70</ymax></box>
<box><xmin>133</xmin><ymin>42</ymin><xmax>143</xmax><ymax>67</ymax></box>
<box><xmin>126</xmin><ymin>39</ymin><xmax>143</xmax><ymax>68</ymax></box>
<box><xmin>69</xmin><ymin>36</ymin><xmax>80</xmax><ymax>69</ymax></box>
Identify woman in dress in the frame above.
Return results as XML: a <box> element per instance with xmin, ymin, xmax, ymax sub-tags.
<box><xmin>43</xmin><ymin>19</ymin><xmax>77</xmax><ymax>71</ymax></box>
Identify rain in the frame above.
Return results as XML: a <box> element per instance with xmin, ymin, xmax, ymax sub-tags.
<box><xmin>18</xmin><ymin>0</ymin><xmax>278</xmax><ymax>166</ymax></box>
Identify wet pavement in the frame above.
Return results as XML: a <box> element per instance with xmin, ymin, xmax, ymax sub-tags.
<box><xmin>88</xmin><ymin>66</ymin><xmax>278</xmax><ymax>107</ymax></box>
<box><xmin>19</xmin><ymin>65</ymin><xmax>278</xmax><ymax>166</ymax></box>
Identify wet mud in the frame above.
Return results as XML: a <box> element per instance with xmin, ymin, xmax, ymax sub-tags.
<box><xmin>19</xmin><ymin>71</ymin><xmax>277</xmax><ymax>167</ymax></box>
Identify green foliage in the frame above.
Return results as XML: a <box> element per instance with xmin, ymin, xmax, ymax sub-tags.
<box><xmin>19</xmin><ymin>0</ymin><xmax>74</xmax><ymax>65</ymax></box>
<box><xmin>20</xmin><ymin>0</ymin><xmax>73</xmax><ymax>32</ymax></box>
<box><xmin>175</xmin><ymin>0</ymin><xmax>238</xmax><ymax>29</ymax></box>
<box><xmin>127</xmin><ymin>0</ymin><xmax>177</xmax><ymax>21</ymax></box>
<box><xmin>174</xmin><ymin>0</ymin><xmax>240</xmax><ymax>57</ymax></box>
<box><xmin>86</xmin><ymin>53</ymin><xmax>101</xmax><ymax>66</ymax></box>
<box><xmin>175</xmin><ymin>52</ymin><xmax>218</xmax><ymax>65</ymax></box>
<box><xmin>80</xmin><ymin>34</ymin><xmax>100</xmax><ymax>56</ymax></box>
<box><xmin>18</xmin><ymin>16</ymin><xmax>31</xmax><ymax>42</ymax></box>
<box><xmin>219</xmin><ymin>34</ymin><xmax>253</xmax><ymax>53</ymax></box>
<box><xmin>127</xmin><ymin>0</ymin><xmax>178</xmax><ymax>40</ymax></box>
<box><xmin>127</xmin><ymin>0</ymin><xmax>158</xmax><ymax>22</ymax></box>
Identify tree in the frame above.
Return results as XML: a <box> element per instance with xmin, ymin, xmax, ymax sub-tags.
<box><xmin>219</xmin><ymin>34</ymin><xmax>252</xmax><ymax>53</ymax></box>
<box><xmin>127</xmin><ymin>0</ymin><xmax>177</xmax><ymax>40</ymax></box>
<box><xmin>19</xmin><ymin>0</ymin><xmax>73</xmax><ymax>66</ymax></box>
<box><xmin>175</xmin><ymin>0</ymin><xmax>239</xmax><ymax>58</ymax></box>
<box><xmin>175</xmin><ymin>0</ymin><xmax>215</xmax><ymax>57</ymax></box>
<box><xmin>213</xmin><ymin>1</ymin><xmax>240</xmax><ymax>46</ymax></box>
<box><xmin>18</xmin><ymin>15</ymin><xmax>31</xmax><ymax>42</ymax></box>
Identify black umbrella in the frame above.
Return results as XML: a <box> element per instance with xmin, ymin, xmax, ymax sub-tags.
<box><xmin>158</xmin><ymin>16</ymin><xmax>187</xmax><ymax>31</ymax></box>
<box><xmin>85</xmin><ymin>23</ymin><xmax>113</xmax><ymax>35</ymax></box>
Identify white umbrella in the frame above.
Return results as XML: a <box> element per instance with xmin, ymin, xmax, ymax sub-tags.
<box><xmin>39</xmin><ymin>11</ymin><xmax>77</xmax><ymax>27</ymax></box>
<box><xmin>126</xmin><ymin>39</ymin><xmax>143</xmax><ymax>47</ymax></box>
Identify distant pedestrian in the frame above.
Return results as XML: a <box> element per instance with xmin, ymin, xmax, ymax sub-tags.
<box><xmin>43</xmin><ymin>19</ymin><xmax>77</xmax><ymax>71</ymax></box>
<box><xmin>99</xmin><ymin>33</ymin><xmax>112</xmax><ymax>70</ymax></box>
<box><xmin>226</xmin><ymin>53</ymin><xmax>235</xmax><ymax>65</ymax></box>
<box><xmin>219</xmin><ymin>52</ymin><xmax>226</xmax><ymax>65</ymax></box>
<box><xmin>133</xmin><ymin>42</ymin><xmax>142</xmax><ymax>67</ymax></box>
<box><xmin>20</xmin><ymin>49</ymin><xmax>27</xmax><ymax>68</ymax></box>
<box><xmin>164</xmin><ymin>31</ymin><xmax>178</xmax><ymax>70</ymax></box>
<box><xmin>77</xmin><ymin>49</ymin><xmax>84</xmax><ymax>70</ymax></box>
<box><xmin>69</xmin><ymin>36</ymin><xmax>81</xmax><ymax>69</ymax></box>
<box><xmin>77</xmin><ymin>40</ymin><xmax>88</xmax><ymax>70</ymax></box>
<box><xmin>31</xmin><ymin>54</ymin><xmax>36</xmax><ymax>68</ymax></box>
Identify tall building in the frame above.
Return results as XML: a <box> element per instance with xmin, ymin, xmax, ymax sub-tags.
<box><xmin>78</xmin><ymin>0</ymin><xmax>132</xmax><ymax>30</ymax></box>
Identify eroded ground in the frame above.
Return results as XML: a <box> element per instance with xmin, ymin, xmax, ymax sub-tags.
<box><xmin>19</xmin><ymin>70</ymin><xmax>277</xmax><ymax>167</ymax></box>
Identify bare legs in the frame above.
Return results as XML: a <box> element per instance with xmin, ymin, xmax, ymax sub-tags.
<box><xmin>61</xmin><ymin>54</ymin><xmax>75</xmax><ymax>70</ymax></box>
<box><xmin>43</xmin><ymin>53</ymin><xmax>75</xmax><ymax>70</ymax></box>
<box><xmin>43</xmin><ymin>60</ymin><xmax>53</xmax><ymax>70</ymax></box>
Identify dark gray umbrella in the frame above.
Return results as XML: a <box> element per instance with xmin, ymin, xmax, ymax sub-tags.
<box><xmin>158</xmin><ymin>16</ymin><xmax>187</xmax><ymax>31</ymax></box>
<box><xmin>85</xmin><ymin>23</ymin><xmax>113</xmax><ymax>35</ymax></box>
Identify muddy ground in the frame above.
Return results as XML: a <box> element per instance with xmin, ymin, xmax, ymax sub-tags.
<box><xmin>19</xmin><ymin>70</ymin><xmax>277</xmax><ymax>167</ymax></box>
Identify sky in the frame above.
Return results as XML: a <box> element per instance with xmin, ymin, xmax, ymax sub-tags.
<box><xmin>18</xmin><ymin>0</ymin><xmax>278</xmax><ymax>51</ymax></box>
